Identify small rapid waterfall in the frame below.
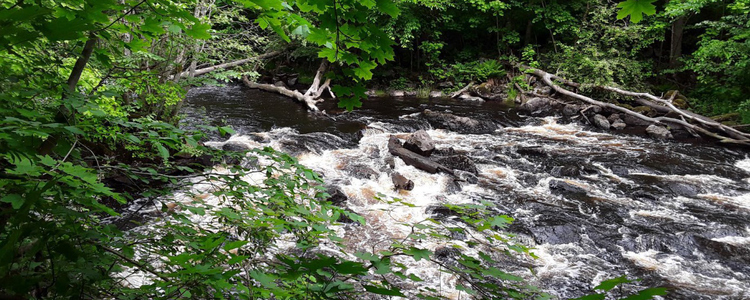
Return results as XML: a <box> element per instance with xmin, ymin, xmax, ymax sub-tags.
<box><xmin>177</xmin><ymin>85</ymin><xmax>750</xmax><ymax>299</ymax></box>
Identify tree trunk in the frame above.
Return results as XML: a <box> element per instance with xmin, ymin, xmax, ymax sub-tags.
<box><xmin>38</xmin><ymin>33</ymin><xmax>98</xmax><ymax>155</ymax></box>
<box><xmin>669</xmin><ymin>16</ymin><xmax>687</xmax><ymax>69</ymax></box>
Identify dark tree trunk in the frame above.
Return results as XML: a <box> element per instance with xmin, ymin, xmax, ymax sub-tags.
<box><xmin>38</xmin><ymin>33</ymin><xmax>98</xmax><ymax>155</ymax></box>
<box><xmin>669</xmin><ymin>16</ymin><xmax>687</xmax><ymax>69</ymax></box>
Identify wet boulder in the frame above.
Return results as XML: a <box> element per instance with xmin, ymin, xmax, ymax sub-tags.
<box><xmin>611</xmin><ymin>120</ymin><xmax>627</xmax><ymax>130</ymax></box>
<box><xmin>435</xmin><ymin>155</ymin><xmax>479</xmax><ymax>175</ymax></box>
<box><xmin>519</xmin><ymin>97</ymin><xmax>550</xmax><ymax>114</ymax></box>
<box><xmin>667</xmin><ymin>182</ymin><xmax>700</xmax><ymax>197</ymax></box>
<box><xmin>622</xmin><ymin>114</ymin><xmax>651</xmax><ymax>126</ymax></box>
<box><xmin>551</xmin><ymin>165</ymin><xmax>580</xmax><ymax>177</ymax></box>
<box><xmin>389</xmin><ymin>90</ymin><xmax>405</xmax><ymax>97</ymax></box>
<box><xmin>222</xmin><ymin>141</ymin><xmax>252</xmax><ymax>152</ymax></box>
<box><xmin>425</xmin><ymin>204</ymin><xmax>461</xmax><ymax>220</ymax></box>
<box><xmin>391</xmin><ymin>172</ymin><xmax>414</xmax><ymax>191</ymax></box>
<box><xmin>445</xmin><ymin>180</ymin><xmax>462</xmax><ymax>193</ymax></box>
<box><xmin>429</xmin><ymin>91</ymin><xmax>443</xmax><ymax>98</ymax></box>
<box><xmin>607</xmin><ymin>113</ymin><xmax>622</xmax><ymax>123</ymax></box>
<box><xmin>344</xmin><ymin>164</ymin><xmax>380</xmax><ymax>180</ymax></box>
<box><xmin>548</xmin><ymin>179</ymin><xmax>588</xmax><ymax>195</ymax></box>
<box><xmin>646</xmin><ymin>124</ymin><xmax>673</xmax><ymax>140</ymax></box>
<box><xmin>421</xmin><ymin>109</ymin><xmax>497</xmax><ymax>134</ymax></box>
<box><xmin>563</xmin><ymin>104</ymin><xmax>581</xmax><ymax>116</ymax></box>
<box><xmin>403</xmin><ymin>130</ymin><xmax>435</xmax><ymax>157</ymax></box>
<box><xmin>592</xmin><ymin>114</ymin><xmax>610</xmax><ymax>130</ymax></box>
<box><xmin>455</xmin><ymin>170</ymin><xmax>478</xmax><ymax>184</ymax></box>
<box><xmin>609</xmin><ymin>165</ymin><xmax>630</xmax><ymax>176</ymax></box>
<box><xmin>325</xmin><ymin>186</ymin><xmax>348</xmax><ymax>206</ymax></box>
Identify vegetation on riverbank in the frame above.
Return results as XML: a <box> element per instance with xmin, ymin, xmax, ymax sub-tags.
<box><xmin>1</xmin><ymin>0</ymin><xmax>738</xmax><ymax>298</ymax></box>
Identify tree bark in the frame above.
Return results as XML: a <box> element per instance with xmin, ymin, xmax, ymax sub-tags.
<box><xmin>669</xmin><ymin>16</ymin><xmax>687</xmax><ymax>69</ymax></box>
<box><xmin>38</xmin><ymin>33</ymin><xmax>98</xmax><ymax>155</ymax></box>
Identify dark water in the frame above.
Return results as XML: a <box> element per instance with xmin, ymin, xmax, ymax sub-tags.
<box><xmin>183</xmin><ymin>84</ymin><xmax>750</xmax><ymax>299</ymax></box>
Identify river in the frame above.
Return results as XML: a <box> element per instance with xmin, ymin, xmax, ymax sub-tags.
<box><xmin>181</xmin><ymin>84</ymin><xmax>750</xmax><ymax>299</ymax></box>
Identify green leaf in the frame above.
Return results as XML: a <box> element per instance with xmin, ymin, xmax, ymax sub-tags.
<box><xmin>218</xmin><ymin>126</ymin><xmax>235</xmax><ymax>137</ymax></box>
<box><xmin>353</xmin><ymin>60</ymin><xmax>377</xmax><ymax>80</ymax></box>
<box><xmin>594</xmin><ymin>275</ymin><xmax>633</xmax><ymax>291</ymax></box>
<box><xmin>186</xmin><ymin>22</ymin><xmax>212</xmax><ymax>39</ymax></box>
<box><xmin>363</xmin><ymin>285</ymin><xmax>405</xmax><ymax>296</ymax></box>
<box><xmin>616</xmin><ymin>0</ymin><xmax>657</xmax><ymax>23</ymax></box>
<box><xmin>223</xmin><ymin>240</ymin><xmax>248</xmax><ymax>251</ymax></box>
<box><xmin>64</xmin><ymin>126</ymin><xmax>85</xmax><ymax>135</ymax></box>
<box><xmin>155</xmin><ymin>142</ymin><xmax>169</xmax><ymax>161</ymax></box>
<box><xmin>404</xmin><ymin>247</ymin><xmax>432</xmax><ymax>262</ymax></box>
<box><xmin>1</xmin><ymin>194</ymin><xmax>24</xmax><ymax>209</ymax></box>
<box><xmin>621</xmin><ymin>287</ymin><xmax>668</xmax><ymax>300</ymax></box>
<box><xmin>375</xmin><ymin>0</ymin><xmax>401</xmax><ymax>18</ymax></box>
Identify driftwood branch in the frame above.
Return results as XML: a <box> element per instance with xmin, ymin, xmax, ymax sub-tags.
<box><xmin>180</xmin><ymin>51</ymin><xmax>281</xmax><ymax>78</ymax></box>
<box><xmin>450</xmin><ymin>81</ymin><xmax>474</xmax><ymax>98</ymax></box>
<box><xmin>598</xmin><ymin>86</ymin><xmax>750</xmax><ymax>141</ymax></box>
<box><xmin>520</xmin><ymin>65</ymin><xmax>750</xmax><ymax>147</ymax></box>
<box><xmin>242</xmin><ymin>76</ymin><xmax>319</xmax><ymax>111</ymax></box>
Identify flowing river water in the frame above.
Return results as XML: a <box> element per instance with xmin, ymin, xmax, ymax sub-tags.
<box><xmin>180</xmin><ymin>85</ymin><xmax>750</xmax><ymax>299</ymax></box>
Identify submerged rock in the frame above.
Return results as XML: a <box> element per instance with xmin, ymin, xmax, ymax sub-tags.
<box><xmin>646</xmin><ymin>124</ymin><xmax>673</xmax><ymax>140</ymax></box>
<box><xmin>403</xmin><ymin>130</ymin><xmax>435</xmax><ymax>157</ymax></box>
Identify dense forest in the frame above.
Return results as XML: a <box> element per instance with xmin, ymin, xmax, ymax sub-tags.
<box><xmin>1</xmin><ymin>0</ymin><xmax>748</xmax><ymax>298</ymax></box>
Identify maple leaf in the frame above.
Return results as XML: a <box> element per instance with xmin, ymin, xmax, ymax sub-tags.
<box><xmin>616</xmin><ymin>0</ymin><xmax>657</xmax><ymax>23</ymax></box>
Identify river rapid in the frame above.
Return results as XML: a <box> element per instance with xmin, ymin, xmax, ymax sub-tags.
<box><xmin>181</xmin><ymin>84</ymin><xmax>750</xmax><ymax>299</ymax></box>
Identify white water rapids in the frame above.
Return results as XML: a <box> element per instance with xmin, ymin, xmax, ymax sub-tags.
<box><xmin>119</xmin><ymin>87</ymin><xmax>750</xmax><ymax>299</ymax></box>
<box><xmin>155</xmin><ymin>114</ymin><xmax>749</xmax><ymax>299</ymax></box>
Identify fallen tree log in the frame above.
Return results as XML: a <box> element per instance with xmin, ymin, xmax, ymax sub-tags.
<box><xmin>450</xmin><ymin>81</ymin><xmax>474</xmax><ymax>98</ymax></box>
<box><xmin>241</xmin><ymin>60</ymin><xmax>336</xmax><ymax>112</ymax></box>
<box><xmin>242</xmin><ymin>76</ymin><xmax>320</xmax><ymax>111</ymax></box>
<box><xmin>520</xmin><ymin>65</ymin><xmax>750</xmax><ymax>147</ymax></box>
<box><xmin>388</xmin><ymin>136</ymin><xmax>453</xmax><ymax>175</ymax></box>
<box><xmin>179</xmin><ymin>51</ymin><xmax>281</xmax><ymax>78</ymax></box>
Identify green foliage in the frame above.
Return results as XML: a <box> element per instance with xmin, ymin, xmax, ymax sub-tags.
<box><xmin>617</xmin><ymin>0</ymin><xmax>657</xmax><ymax>23</ymax></box>
<box><xmin>451</xmin><ymin>60</ymin><xmax>507</xmax><ymax>83</ymax></box>
<box><xmin>572</xmin><ymin>276</ymin><xmax>668</xmax><ymax>300</ymax></box>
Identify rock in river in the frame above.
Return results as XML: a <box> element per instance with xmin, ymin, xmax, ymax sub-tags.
<box><xmin>646</xmin><ymin>124</ymin><xmax>673</xmax><ymax>140</ymax></box>
<box><xmin>404</xmin><ymin>130</ymin><xmax>435</xmax><ymax>157</ymax></box>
